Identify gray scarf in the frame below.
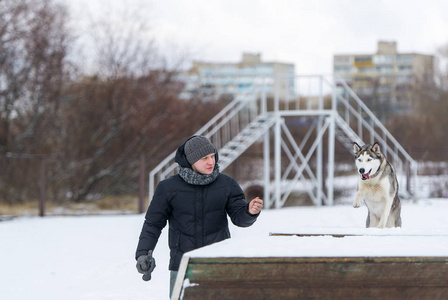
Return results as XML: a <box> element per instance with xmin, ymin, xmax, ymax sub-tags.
<box><xmin>178</xmin><ymin>164</ymin><xmax>220</xmax><ymax>186</ymax></box>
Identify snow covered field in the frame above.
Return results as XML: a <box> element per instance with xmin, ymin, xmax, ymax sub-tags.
<box><xmin>1</xmin><ymin>199</ymin><xmax>448</xmax><ymax>300</ymax></box>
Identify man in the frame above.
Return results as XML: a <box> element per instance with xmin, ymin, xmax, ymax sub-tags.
<box><xmin>135</xmin><ymin>135</ymin><xmax>263</xmax><ymax>297</ymax></box>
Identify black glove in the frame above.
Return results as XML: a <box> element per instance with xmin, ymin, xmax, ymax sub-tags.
<box><xmin>136</xmin><ymin>250</ymin><xmax>156</xmax><ymax>281</ymax></box>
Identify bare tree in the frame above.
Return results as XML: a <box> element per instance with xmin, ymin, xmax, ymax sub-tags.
<box><xmin>0</xmin><ymin>0</ymin><xmax>70</xmax><ymax>151</ymax></box>
<box><xmin>0</xmin><ymin>0</ymin><xmax>71</xmax><ymax>203</ymax></box>
<box><xmin>53</xmin><ymin>5</ymin><xmax>226</xmax><ymax>202</ymax></box>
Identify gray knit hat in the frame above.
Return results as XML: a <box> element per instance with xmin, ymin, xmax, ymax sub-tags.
<box><xmin>184</xmin><ymin>136</ymin><xmax>216</xmax><ymax>165</ymax></box>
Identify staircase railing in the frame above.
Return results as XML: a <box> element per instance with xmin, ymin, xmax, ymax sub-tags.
<box><xmin>149</xmin><ymin>87</ymin><xmax>266</xmax><ymax>199</ymax></box>
<box><xmin>330</xmin><ymin>75</ymin><xmax>418</xmax><ymax>197</ymax></box>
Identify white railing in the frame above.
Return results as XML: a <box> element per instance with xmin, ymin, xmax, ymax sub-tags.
<box><xmin>149</xmin><ymin>82</ymin><xmax>266</xmax><ymax>199</ymax></box>
<box><xmin>330</xmin><ymin>76</ymin><xmax>418</xmax><ymax>197</ymax></box>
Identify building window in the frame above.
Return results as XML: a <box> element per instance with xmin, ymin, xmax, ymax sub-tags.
<box><xmin>334</xmin><ymin>56</ymin><xmax>350</xmax><ymax>64</ymax></box>
<box><xmin>397</xmin><ymin>55</ymin><xmax>413</xmax><ymax>63</ymax></box>
<box><xmin>396</xmin><ymin>75</ymin><xmax>413</xmax><ymax>84</ymax></box>
<box><xmin>334</xmin><ymin>66</ymin><xmax>351</xmax><ymax>73</ymax></box>
<box><xmin>355</xmin><ymin>56</ymin><xmax>372</xmax><ymax>63</ymax></box>
<box><xmin>398</xmin><ymin>65</ymin><xmax>413</xmax><ymax>73</ymax></box>
<box><xmin>358</xmin><ymin>67</ymin><xmax>374</xmax><ymax>73</ymax></box>
<box><xmin>376</xmin><ymin>66</ymin><xmax>394</xmax><ymax>74</ymax></box>
<box><xmin>354</xmin><ymin>56</ymin><xmax>373</xmax><ymax>67</ymax></box>
<box><xmin>373</xmin><ymin>55</ymin><xmax>395</xmax><ymax>64</ymax></box>
<box><xmin>378</xmin><ymin>85</ymin><xmax>392</xmax><ymax>94</ymax></box>
<box><xmin>354</xmin><ymin>86</ymin><xmax>374</xmax><ymax>95</ymax></box>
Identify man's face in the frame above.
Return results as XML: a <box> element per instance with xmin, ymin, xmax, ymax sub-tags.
<box><xmin>191</xmin><ymin>153</ymin><xmax>215</xmax><ymax>175</ymax></box>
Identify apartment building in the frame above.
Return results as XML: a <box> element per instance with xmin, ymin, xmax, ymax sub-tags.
<box><xmin>179</xmin><ymin>53</ymin><xmax>295</xmax><ymax>101</ymax></box>
<box><xmin>334</xmin><ymin>41</ymin><xmax>434</xmax><ymax>118</ymax></box>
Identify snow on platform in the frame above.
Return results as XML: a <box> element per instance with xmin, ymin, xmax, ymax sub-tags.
<box><xmin>187</xmin><ymin>231</ymin><xmax>448</xmax><ymax>258</ymax></box>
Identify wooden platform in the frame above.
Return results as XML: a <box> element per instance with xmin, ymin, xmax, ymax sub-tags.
<box><xmin>171</xmin><ymin>230</ymin><xmax>448</xmax><ymax>299</ymax></box>
<box><xmin>172</xmin><ymin>255</ymin><xmax>448</xmax><ymax>299</ymax></box>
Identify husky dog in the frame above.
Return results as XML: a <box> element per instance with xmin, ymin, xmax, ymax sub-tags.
<box><xmin>353</xmin><ymin>142</ymin><xmax>402</xmax><ymax>228</ymax></box>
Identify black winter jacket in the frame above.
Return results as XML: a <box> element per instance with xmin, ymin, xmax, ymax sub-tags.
<box><xmin>135</xmin><ymin>138</ymin><xmax>259</xmax><ymax>271</ymax></box>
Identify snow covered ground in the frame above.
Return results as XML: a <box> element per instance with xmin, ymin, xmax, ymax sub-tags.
<box><xmin>1</xmin><ymin>198</ymin><xmax>448</xmax><ymax>300</ymax></box>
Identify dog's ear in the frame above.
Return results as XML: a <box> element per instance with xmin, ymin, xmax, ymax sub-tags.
<box><xmin>372</xmin><ymin>142</ymin><xmax>381</xmax><ymax>154</ymax></box>
<box><xmin>353</xmin><ymin>142</ymin><xmax>361</xmax><ymax>154</ymax></box>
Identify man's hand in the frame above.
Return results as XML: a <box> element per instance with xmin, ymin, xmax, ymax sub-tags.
<box><xmin>248</xmin><ymin>197</ymin><xmax>263</xmax><ymax>215</ymax></box>
<box><xmin>136</xmin><ymin>250</ymin><xmax>156</xmax><ymax>281</ymax></box>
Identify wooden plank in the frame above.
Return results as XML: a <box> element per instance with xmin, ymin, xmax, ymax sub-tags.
<box><xmin>186</xmin><ymin>257</ymin><xmax>448</xmax><ymax>286</ymax></box>
<box><xmin>171</xmin><ymin>256</ymin><xmax>190</xmax><ymax>300</ymax></box>
<box><xmin>174</xmin><ymin>256</ymin><xmax>448</xmax><ymax>300</ymax></box>
<box><xmin>182</xmin><ymin>286</ymin><xmax>448</xmax><ymax>300</ymax></box>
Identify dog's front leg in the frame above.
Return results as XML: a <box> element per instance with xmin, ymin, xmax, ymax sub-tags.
<box><xmin>353</xmin><ymin>191</ymin><xmax>363</xmax><ymax>208</ymax></box>
<box><xmin>377</xmin><ymin>197</ymin><xmax>393</xmax><ymax>228</ymax></box>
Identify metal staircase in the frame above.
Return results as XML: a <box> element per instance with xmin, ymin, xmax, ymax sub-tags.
<box><xmin>149</xmin><ymin>75</ymin><xmax>418</xmax><ymax>208</ymax></box>
<box><xmin>334</xmin><ymin>114</ymin><xmax>363</xmax><ymax>150</ymax></box>
<box><xmin>148</xmin><ymin>92</ymin><xmax>274</xmax><ymax>194</ymax></box>
<box><xmin>218</xmin><ymin>114</ymin><xmax>276</xmax><ymax>169</ymax></box>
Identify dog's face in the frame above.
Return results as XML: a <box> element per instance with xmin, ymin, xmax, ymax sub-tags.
<box><xmin>353</xmin><ymin>142</ymin><xmax>382</xmax><ymax>180</ymax></box>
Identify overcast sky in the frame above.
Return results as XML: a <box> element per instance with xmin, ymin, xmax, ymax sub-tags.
<box><xmin>66</xmin><ymin>0</ymin><xmax>448</xmax><ymax>74</ymax></box>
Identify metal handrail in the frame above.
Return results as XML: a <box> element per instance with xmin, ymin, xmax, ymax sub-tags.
<box><xmin>149</xmin><ymin>85</ymin><xmax>264</xmax><ymax>200</ymax></box>
<box><xmin>327</xmin><ymin>75</ymin><xmax>418</xmax><ymax>196</ymax></box>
